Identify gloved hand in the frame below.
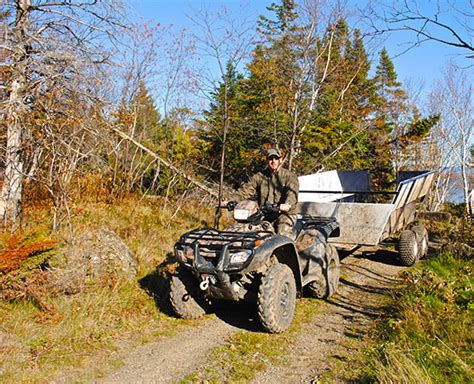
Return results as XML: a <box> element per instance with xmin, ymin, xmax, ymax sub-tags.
<box><xmin>279</xmin><ymin>203</ymin><xmax>291</xmax><ymax>212</ymax></box>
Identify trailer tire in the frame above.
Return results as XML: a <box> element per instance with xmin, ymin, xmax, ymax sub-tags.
<box><xmin>412</xmin><ymin>225</ymin><xmax>429</xmax><ymax>259</ymax></box>
<box><xmin>258</xmin><ymin>263</ymin><xmax>296</xmax><ymax>333</ymax></box>
<box><xmin>307</xmin><ymin>244</ymin><xmax>340</xmax><ymax>299</ymax></box>
<box><xmin>169</xmin><ymin>267</ymin><xmax>208</xmax><ymax>319</ymax></box>
<box><xmin>398</xmin><ymin>230</ymin><xmax>419</xmax><ymax>266</ymax></box>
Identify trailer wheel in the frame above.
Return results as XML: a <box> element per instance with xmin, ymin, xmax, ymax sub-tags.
<box><xmin>412</xmin><ymin>225</ymin><xmax>429</xmax><ymax>259</ymax></box>
<box><xmin>307</xmin><ymin>244</ymin><xmax>340</xmax><ymax>299</ymax></box>
<box><xmin>258</xmin><ymin>263</ymin><xmax>296</xmax><ymax>333</ymax></box>
<box><xmin>169</xmin><ymin>267</ymin><xmax>208</xmax><ymax>319</ymax></box>
<box><xmin>398</xmin><ymin>230</ymin><xmax>419</xmax><ymax>266</ymax></box>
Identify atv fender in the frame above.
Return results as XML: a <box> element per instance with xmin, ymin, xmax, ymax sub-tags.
<box><xmin>243</xmin><ymin>235</ymin><xmax>302</xmax><ymax>292</ymax></box>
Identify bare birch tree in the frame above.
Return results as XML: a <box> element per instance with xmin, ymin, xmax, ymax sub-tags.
<box><xmin>0</xmin><ymin>0</ymin><xmax>126</xmax><ymax>229</ymax></box>
<box><xmin>425</xmin><ymin>63</ymin><xmax>473</xmax><ymax>213</ymax></box>
<box><xmin>286</xmin><ymin>0</ymin><xmax>346</xmax><ymax>169</ymax></box>
<box><xmin>365</xmin><ymin>0</ymin><xmax>473</xmax><ymax>59</ymax></box>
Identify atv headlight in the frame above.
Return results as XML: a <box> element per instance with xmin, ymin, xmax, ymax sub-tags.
<box><xmin>234</xmin><ymin>209</ymin><xmax>251</xmax><ymax>221</ymax></box>
<box><xmin>229</xmin><ymin>250</ymin><xmax>252</xmax><ymax>265</ymax></box>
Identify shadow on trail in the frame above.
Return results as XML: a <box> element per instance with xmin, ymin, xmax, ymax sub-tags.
<box><xmin>339</xmin><ymin>278</ymin><xmax>391</xmax><ymax>295</ymax></box>
<box><xmin>326</xmin><ymin>295</ymin><xmax>386</xmax><ymax>320</ymax></box>
<box><xmin>211</xmin><ymin>300</ymin><xmax>262</xmax><ymax>332</ymax></box>
<box><xmin>356</xmin><ymin>247</ymin><xmax>402</xmax><ymax>266</ymax></box>
<box><xmin>324</xmin><ymin>261</ymin><xmax>397</xmax><ymax>320</ymax></box>
<box><xmin>342</xmin><ymin>264</ymin><xmax>400</xmax><ymax>284</ymax></box>
<box><xmin>339</xmin><ymin>247</ymin><xmax>402</xmax><ymax>267</ymax></box>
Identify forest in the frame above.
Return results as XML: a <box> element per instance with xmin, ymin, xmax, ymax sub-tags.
<box><xmin>1</xmin><ymin>0</ymin><xmax>472</xmax><ymax>232</ymax></box>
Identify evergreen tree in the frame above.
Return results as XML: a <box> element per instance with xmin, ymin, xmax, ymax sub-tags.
<box><xmin>300</xmin><ymin>22</ymin><xmax>374</xmax><ymax>174</ymax></box>
<box><xmin>199</xmin><ymin>62</ymin><xmax>259</xmax><ymax>185</ymax></box>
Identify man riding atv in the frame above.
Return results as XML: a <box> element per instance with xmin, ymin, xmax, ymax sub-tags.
<box><xmin>221</xmin><ymin>148</ymin><xmax>299</xmax><ymax>239</ymax></box>
<box><xmin>170</xmin><ymin>148</ymin><xmax>340</xmax><ymax>333</ymax></box>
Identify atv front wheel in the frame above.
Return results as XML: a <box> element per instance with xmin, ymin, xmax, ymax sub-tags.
<box><xmin>169</xmin><ymin>267</ymin><xmax>208</xmax><ymax>319</ymax></box>
<box><xmin>257</xmin><ymin>263</ymin><xmax>296</xmax><ymax>333</ymax></box>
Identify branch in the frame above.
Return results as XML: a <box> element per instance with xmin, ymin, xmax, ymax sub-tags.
<box><xmin>111</xmin><ymin>127</ymin><xmax>218</xmax><ymax>198</ymax></box>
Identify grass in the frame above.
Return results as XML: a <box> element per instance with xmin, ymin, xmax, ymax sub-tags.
<box><xmin>0</xmin><ymin>195</ymin><xmax>217</xmax><ymax>383</ymax></box>
<box><xmin>357</xmin><ymin>248</ymin><xmax>473</xmax><ymax>384</ymax></box>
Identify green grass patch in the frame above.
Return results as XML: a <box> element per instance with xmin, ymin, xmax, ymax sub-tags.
<box><xmin>358</xmin><ymin>251</ymin><xmax>473</xmax><ymax>384</ymax></box>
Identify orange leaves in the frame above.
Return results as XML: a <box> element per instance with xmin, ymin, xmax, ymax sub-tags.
<box><xmin>0</xmin><ymin>235</ymin><xmax>57</xmax><ymax>274</ymax></box>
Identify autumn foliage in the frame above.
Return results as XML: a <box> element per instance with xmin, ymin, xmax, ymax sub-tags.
<box><xmin>0</xmin><ymin>235</ymin><xmax>57</xmax><ymax>274</ymax></box>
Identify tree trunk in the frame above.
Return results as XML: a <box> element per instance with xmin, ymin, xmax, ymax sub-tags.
<box><xmin>214</xmin><ymin>80</ymin><xmax>229</xmax><ymax>229</ymax></box>
<box><xmin>1</xmin><ymin>0</ymin><xmax>30</xmax><ymax>228</ymax></box>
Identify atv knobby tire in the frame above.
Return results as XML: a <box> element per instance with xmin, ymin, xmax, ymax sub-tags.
<box><xmin>257</xmin><ymin>263</ymin><xmax>296</xmax><ymax>333</ymax></box>
<box><xmin>307</xmin><ymin>244</ymin><xmax>340</xmax><ymax>299</ymax></box>
<box><xmin>169</xmin><ymin>267</ymin><xmax>208</xmax><ymax>319</ymax></box>
<box><xmin>306</xmin><ymin>268</ymin><xmax>326</xmax><ymax>299</ymax></box>
<box><xmin>412</xmin><ymin>225</ymin><xmax>429</xmax><ymax>259</ymax></box>
<box><xmin>398</xmin><ymin>230</ymin><xmax>419</xmax><ymax>266</ymax></box>
<box><xmin>326</xmin><ymin>244</ymin><xmax>340</xmax><ymax>298</ymax></box>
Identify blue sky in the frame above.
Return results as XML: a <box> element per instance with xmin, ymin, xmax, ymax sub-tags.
<box><xmin>128</xmin><ymin>0</ymin><xmax>472</xmax><ymax>99</ymax></box>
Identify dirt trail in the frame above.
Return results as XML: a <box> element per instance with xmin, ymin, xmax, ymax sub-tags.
<box><xmin>96</xmin><ymin>249</ymin><xmax>403</xmax><ymax>383</ymax></box>
<box><xmin>95</xmin><ymin>317</ymin><xmax>238</xmax><ymax>384</ymax></box>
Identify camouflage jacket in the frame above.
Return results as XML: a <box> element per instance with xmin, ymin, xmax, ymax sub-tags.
<box><xmin>232</xmin><ymin>167</ymin><xmax>299</xmax><ymax>210</ymax></box>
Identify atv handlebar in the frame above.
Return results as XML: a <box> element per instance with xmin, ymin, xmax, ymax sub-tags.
<box><xmin>226</xmin><ymin>201</ymin><xmax>237</xmax><ymax>211</ymax></box>
<box><xmin>261</xmin><ymin>202</ymin><xmax>281</xmax><ymax>215</ymax></box>
<box><xmin>224</xmin><ymin>201</ymin><xmax>280</xmax><ymax>212</ymax></box>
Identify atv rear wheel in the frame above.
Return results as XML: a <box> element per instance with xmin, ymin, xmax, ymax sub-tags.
<box><xmin>398</xmin><ymin>230</ymin><xmax>419</xmax><ymax>266</ymax></box>
<box><xmin>307</xmin><ymin>244</ymin><xmax>340</xmax><ymax>299</ymax></box>
<box><xmin>306</xmin><ymin>269</ymin><xmax>326</xmax><ymax>299</ymax></box>
<box><xmin>257</xmin><ymin>263</ymin><xmax>296</xmax><ymax>333</ymax></box>
<box><xmin>326</xmin><ymin>244</ymin><xmax>340</xmax><ymax>298</ymax></box>
<box><xmin>169</xmin><ymin>267</ymin><xmax>208</xmax><ymax>319</ymax></box>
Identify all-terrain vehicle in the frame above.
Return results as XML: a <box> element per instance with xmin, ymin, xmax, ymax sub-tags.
<box><xmin>170</xmin><ymin>200</ymin><xmax>341</xmax><ymax>333</ymax></box>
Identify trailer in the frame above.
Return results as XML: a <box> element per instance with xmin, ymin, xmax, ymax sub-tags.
<box><xmin>296</xmin><ymin>170</ymin><xmax>435</xmax><ymax>265</ymax></box>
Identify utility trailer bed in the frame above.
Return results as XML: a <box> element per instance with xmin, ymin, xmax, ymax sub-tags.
<box><xmin>297</xmin><ymin>170</ymin><xmax>435</xmax><ymax>248</ymax></box>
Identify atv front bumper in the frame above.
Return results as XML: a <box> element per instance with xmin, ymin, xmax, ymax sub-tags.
<box><xmin>174</xmin><ymin>228</ymin><xmax>272</xmax><ymax>300</ymax></box>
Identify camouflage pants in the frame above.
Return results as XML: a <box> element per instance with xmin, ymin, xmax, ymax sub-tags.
<box><xmin>275</xmin><ymin>213</ymin><xmax>297</xmax><ymax>239</ymax></box>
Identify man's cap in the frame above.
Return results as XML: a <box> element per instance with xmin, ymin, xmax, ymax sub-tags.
<box><xmin>266</xmin><ymin>148</ymin><xmax>282</xmax><ymax>159</ymax></box>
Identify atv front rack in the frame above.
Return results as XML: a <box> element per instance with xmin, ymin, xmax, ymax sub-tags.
<box><xmin>174</xmin><ymin>227</ymin><xmax>273</xmax><ymax>273</ymax></box>
<box><xmin>175</xmin><ymin>227</ymin><xmax>273</xmax><ymax>257</ymax></box>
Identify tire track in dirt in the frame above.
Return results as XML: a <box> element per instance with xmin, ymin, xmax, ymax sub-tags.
<box><xmin>95</xmin><ymin>249</ymin><xmax>403</xmax><ymax>383</ymax></box>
